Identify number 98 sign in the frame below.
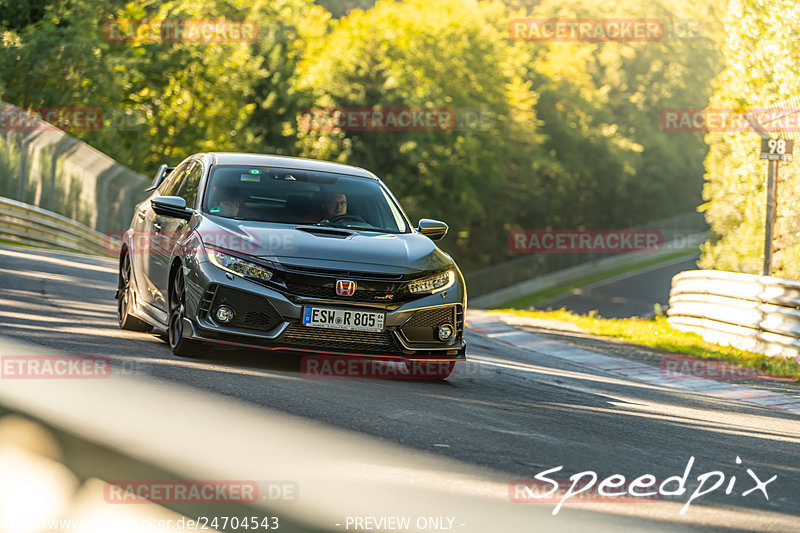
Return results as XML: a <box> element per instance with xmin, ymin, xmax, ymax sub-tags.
<box><xmin>760</xmin><ymin>138</ymin><xmax>794</xmax><ymax>161</ymax></box>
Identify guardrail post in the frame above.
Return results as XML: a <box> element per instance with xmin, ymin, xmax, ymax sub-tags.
<box><xmin>764</xmin><ymin>159</ymin><xmax>778</xmax><ymax>275</ymax></box>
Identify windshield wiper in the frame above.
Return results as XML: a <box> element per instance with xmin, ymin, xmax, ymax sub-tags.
<box><xmin>297</xmin><ymin>221</ymin><xmax>396</xmax><ymax>233</ymax></box>
<box><xmin>325</xmin><ymin>223</ymin><xmax>396</xmax><ymax>234</ymax></box>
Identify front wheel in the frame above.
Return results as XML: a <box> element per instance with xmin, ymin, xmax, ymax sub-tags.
<box><xmin>168</xmin><ymin>268</ymin><xmax>211</xmax><ymax>358</ymax></box>
<box><xmin>117</xmin><ymin>253</ymin><xmax>151</xmax><ymax>332</ymax></box>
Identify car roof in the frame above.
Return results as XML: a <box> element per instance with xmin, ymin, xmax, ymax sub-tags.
<box><xmin>203</xmin><ymin>152</ymin><xmax>376</xmax><ymax>179</ymax></box>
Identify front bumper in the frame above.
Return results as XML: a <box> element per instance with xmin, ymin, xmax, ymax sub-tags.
<box><xmin>181</xmin><ymin>258</ymin><xmax>467</xmax><ymax>362</ymax></box>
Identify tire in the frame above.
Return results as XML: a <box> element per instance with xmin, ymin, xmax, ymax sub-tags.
<box><xmin>117</xmin><ymin>252</ymin><xmax>152</xmax><ymax>332</ymax></box>
<box><xmin>167</xmin><ymin>266</ymin><xmax>212</xmax><ymax>358</ymax></box>
<box><xmin>405</xmin><ymin>360</ymin><xmax>456</xmax><ymax>380</ymax></box>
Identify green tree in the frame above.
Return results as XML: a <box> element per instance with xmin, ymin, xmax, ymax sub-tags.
<box><xmin>523</xmin><ymin>0</ymin><xmax>723</xmax><ymax>227</ymax></box>
<box><xmin>295</xmin><ymin>0</ymin><xmax>554</xmax><ymax>268</ymax></box>
<box><xmin>1</xmin><ymin>0</ymin><xmax>316</xmax><ymax>173</ymax></box>
<box><xmin>699</xmin><ymin>0</ymin><xmax>800</xmax><ymax>276</ymax></box>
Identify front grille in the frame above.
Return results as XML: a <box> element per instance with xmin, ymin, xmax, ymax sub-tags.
<box><xmin>400</xmin><ymin>306</ymin><xmax>457</xmax><ymax>343</ymax></box>
<box><xmin>283</xmin><ymin>281</ymin><xmax>403</xmax><ymax>302</ymax></box>
<box><xmin>280</xmin><ymin>323</ymin><xmax>398</xmax><ymax>352</ymax></box>
<box><xmin>404</xmin><ymin>306</ymin><xmax>455</xmax><ymax>328</ymax></box>
<box><xmin>208</xmin><ymin>285</ymin><xmax>283</xmax><ymax>332</ymax></box>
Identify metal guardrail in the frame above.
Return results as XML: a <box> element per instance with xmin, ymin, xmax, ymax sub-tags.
<box><xmin>667</xmin><ymin>269</ymin><xmax>800</xmax><ymax>357</ymax></box>
<box><xmin>0</xmin><ymin>196</ymin><xmax>115</xmax><ymax>256</ymax></box>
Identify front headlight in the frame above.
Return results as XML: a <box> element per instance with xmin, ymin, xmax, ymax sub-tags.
<box><xmin>207</xmin><ymin>248</ymin><xmax>273</xmax><ymax>282</ymax></box>
<box><xmin>408</xmin><ymin>269</ymin><xmax>455</xmax><ymax>294</ymax></box>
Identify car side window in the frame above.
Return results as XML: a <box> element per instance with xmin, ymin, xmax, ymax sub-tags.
<box><xmin>158</xmin><ymin>161</ymin><xmax>190</xmax><ymax>197</ymax></box>
<box><xmin>176</xmin><ymin>162</ymin><xmax>203</xmax><ymax>208</ymax></box>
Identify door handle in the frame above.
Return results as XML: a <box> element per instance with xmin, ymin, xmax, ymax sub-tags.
<box><xmin>136</xmin><ymin>212</ymin><xmax>145</xmax><ymax>221</ymax></box>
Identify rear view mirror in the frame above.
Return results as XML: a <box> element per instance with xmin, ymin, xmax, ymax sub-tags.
<box><xmin>417</xmin><ymin>219</ymin><xmax>448</xmax><ymax>241</ymax></box>
<box><xmin>151</xmin><ymin>196</ymin><xmax>193</xmax><ymax>220</ymax></box>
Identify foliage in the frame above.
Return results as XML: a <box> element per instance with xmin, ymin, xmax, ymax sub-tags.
<box><xmin>295</xmin><ymin>0</ymin><xmax>554</xmax><ymax>267</ymax></box>
<box><xmin>0</xmin><ymin>0</ymin><xmax>726</xmax><ymax>269</ymax></box>
<box><xmin>699</xmin><ymin>0</ymin><xmax>800</xmax><ymax>275</ymax></box>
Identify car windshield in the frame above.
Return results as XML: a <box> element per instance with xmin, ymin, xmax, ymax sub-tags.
<box><xmin>202</xmin><ymin>165</ymin><xmax>409</xmax><ymax>233</ymax></box>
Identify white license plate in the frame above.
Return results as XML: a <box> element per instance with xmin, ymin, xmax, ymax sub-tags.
<box><xmin>302</xmin><ymin>306</ymin><xmax>385</xmax><ymax>332</ymax></box>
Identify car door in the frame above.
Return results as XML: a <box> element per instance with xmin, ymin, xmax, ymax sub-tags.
<box><xmin>138</xmin><ymin>161</ymin><xmax>191</xmax><ymax>311</ymax></box>
<box><xmin>148</xmin><ymin>160</ymin><xmax>203</xmax><ymax>312</ymax></box>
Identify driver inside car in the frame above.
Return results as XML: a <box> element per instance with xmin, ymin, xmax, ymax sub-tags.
<box><xmin>321</xmin><ymin>192</ymin><xmax>348</xmax><ymax>221</ymax></box>
<box><xmin>301</xmin><ymin>191</ymin><xmax>353</xmax><ymax>223</ymax></box>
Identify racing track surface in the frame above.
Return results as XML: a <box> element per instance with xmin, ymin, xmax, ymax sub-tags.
<box><xmin>537</xmin><ymin>253</ymin><xmax>700</xmax><ymax>319</ymax></box>
<box><xmin>1</xmin><ymin>243</ymin><xmax>799</xmax><ymax>532</ymax></box>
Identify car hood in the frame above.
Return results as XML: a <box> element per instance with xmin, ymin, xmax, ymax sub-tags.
<box><xmin>196</xmin><ymin>218</ymin><xmax>454</xmax><ymax>274</ymax></box>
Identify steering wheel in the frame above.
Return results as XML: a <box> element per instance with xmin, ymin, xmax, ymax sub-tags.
<box><xmin>328</xmin><ymin>214</ymin><xmax>366</xmax><ymax>224</ymax></box>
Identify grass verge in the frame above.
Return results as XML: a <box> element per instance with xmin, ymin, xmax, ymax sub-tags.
<box><xmin>499</xmin><ymin>249</ymin><xmax>696</xmax><ymax>309</ymax></box>
<box><xmin>493</xmin><ymin>308</ymin><xmax>800</xmax><ymax>381</ymax></box>
<box><xmin>0</xmin><ymin>238</ymin><xmax>48</xmax><ymax>250</ymax></box>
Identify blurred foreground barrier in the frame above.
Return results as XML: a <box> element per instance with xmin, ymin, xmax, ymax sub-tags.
<box><xmin>0</xmin><ymin>196</ymin><xmax>115</xmax><ymax>256</ymax></box>
<box><xmin>668</xmin><ymin>270</ymin><xmax>800</xmax><ymax>357</ymax></box>
<box><xmin>0</xmin><ymin>336</ymin><xmax>620</xmax><ymax>533</ymax></box>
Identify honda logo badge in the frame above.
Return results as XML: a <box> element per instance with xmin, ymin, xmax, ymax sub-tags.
<box><xmin>336</xmin><ymin>280</ymin><xmax>356</xmax><ymax>296</ymax></box>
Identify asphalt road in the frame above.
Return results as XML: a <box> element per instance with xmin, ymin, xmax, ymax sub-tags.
<box><xmin>1</xmin><ymin>244</ymin><xmax>799</xmax><ymax>532</ymax></box>
<box><xmin>538</xmin><ymin>253</ymin><xmax>700</xmax><ymax>318</ymax></box>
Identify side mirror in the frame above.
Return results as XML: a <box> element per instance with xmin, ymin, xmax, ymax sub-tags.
<box><xmin>417</xmin><ymin>218</ymin><xmax>448</xmax><ymax>241</ymax></box>
<box><xmin>145</xmin><ymin>164</ymin><xmax>174</xmax><ymax>192</ymax></box>
<box><xmin>151</xmin><ymin>196</ymin><xmax>193</xmax><ymax>220</ymax></box>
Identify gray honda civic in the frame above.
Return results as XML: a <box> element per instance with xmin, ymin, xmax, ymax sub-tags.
<box><xmin>115</xmin><ymin>152</ymin><xmax>466</xmax><ymax>377</ymax></box>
